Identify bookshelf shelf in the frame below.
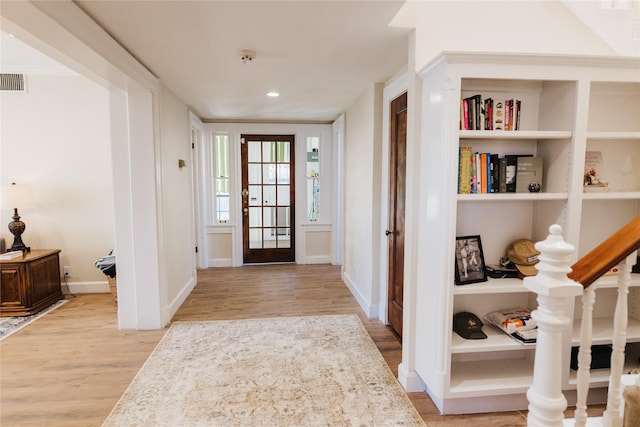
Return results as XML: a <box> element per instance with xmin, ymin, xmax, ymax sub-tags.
<box><xmin>458</xmin><ymin>193</ymin><xmax>568</xmax><ymax>202</ymax></box>
<box><xmin>582</xmin><ymin>191</ymin><xmax>640</xmax><ymax>200</ymax></box>
<box><xmin>452</xmin><ymin>327</ymin><xmax>535</xmax><ymax>353</ymax></box>
<box><xmin>586</xmin><ymin>131</ymin><xmax>640</xmax><ymax>140</ymax></box>
<box><xmin>414</xmin><ymin>52</ymin><xmax>640</xmax><ymax>414</ymax></box>
<box><xmin>453</xmin><ymin>278</ymin><xmax>529</xmax><ymax>294</ymax></box>
<box><xmin>459</xmin><ymin>130</ymin><xmax>572</xmax><ymax>140</ymax></box>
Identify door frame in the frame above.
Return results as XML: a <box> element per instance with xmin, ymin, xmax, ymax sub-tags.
<box><xmin>378</xmin><ymin>71</ymin><xmax>408</xmax><ymax>323</ymax></box>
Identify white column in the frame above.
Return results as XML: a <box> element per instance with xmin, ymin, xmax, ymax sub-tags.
<box><xmin>525</xmin><ymin>225</ymin><xmax>583</xmax><ymax>427</ymax></box>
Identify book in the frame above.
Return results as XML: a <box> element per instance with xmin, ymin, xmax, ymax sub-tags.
<box><xmin>490</xmin><ymin>154</ymin><xmax>499</xmax><ymax>193</ymax></box>
<box><xmin>498</xmin><ymin>157</ymin><xmax>507</xmax><ymax>193</ymax></box>
<box><xmin>475</xmin><ymin>153</ymin><xmax>482</xmax><ymax>193</ymax></box>
<box><xmin>505</xmin><ymin>154</ymin><xmax>533</xmax><ymax>192</ymax></box>
<box><xmin>510</xmin><ymin>328</ymin><xmax>537</xmax><ymax>345</ymax></box>
<box><xmin>484</xmin><ymin>98</ymin><xmax>493</xmax><ymax>130</ymax></box>
<box><xmin>458</xmin><ymin>147</ymin><xmax>473</xmax><ymax>194</ymax></box>
<box><xmin>583</xmin><ymin>150</ymin><xmax>610</xmax><ymax>192</ymax></box>
<box><xmin>480</xmin><ymin>153</ymin><xmax>488</xmax><ymax>193</ymax></box>
<box><xmin>516</xmin><ymin>156</ymin><xmax>543</xmax><ymax>193</ymax></box>
<box><xmin>0</xmin><ymin>251</ymin><xmax>24</xmax><ymax>260</ymax></box>
<box><xmin>493</xmin><ymin>100</ymin><xmax>504</xmax><ymax>130</ymax></box>
<box><xmin>470</xmin><ymin>154</ymin><xmax>477</xmax><ymax>194</ymax></box>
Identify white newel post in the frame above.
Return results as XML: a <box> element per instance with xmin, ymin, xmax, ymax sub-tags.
<box><xmin>525</xmin><ymin>225</ymin><xmax>584</xmax><ymax>427</ymax></box>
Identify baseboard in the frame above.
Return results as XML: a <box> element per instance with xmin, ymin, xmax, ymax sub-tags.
<box><xmin>64</xmin><ymin>281</ymin><xmax>109</xmax><ymax>294</ymax></box>
<box><xmin>304</xmin><ymin>255</ymin><xmax>331</xmax><ymax>264</ymax></box>
<box><xmin>209</xmin><ymin>258</ymin><xmax>232</xmax><ymax>267</ymax></box>
<box><xmin>342</xmin><ymin>271</ymin><xmax>377</xmax><ymax>318</ymax></box>
<box><xmin>398</xmin><ymin>363</ymin><xmax>426</xmax><ymax>392</ymax></box>
<box><xmin>163</xmin><ymin>276</ymin><xmax>196</xmax><ymax>325</ymax></box>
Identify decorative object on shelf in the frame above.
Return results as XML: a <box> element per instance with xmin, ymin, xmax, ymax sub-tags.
<box><xmin>1</xmin><ymin>182</ymin><xmax>35</xmax><ymax>252</ymax></box>
<box><xmin>583</xmin><ymin>150</ymin><xmax>610</xmax><ymax>192</ymax></box>
<box><xmin>485</xmin><ymin>263</ymin><xmax>519</xmax><ymax>278</ymax></box>
<box><xmin>506</xmin><ymin>238</ymin><xmax>540</xmax><ymax>277</ymax></box>
<box><xmin>454</xmin><ymin>235</ymin><xmax>487</xmax><ymax>285</ymax></box>
<box><xmin>453</xmin><ymin>311</ymin><xmax>487</xmax><ymax>339</ymax></box>
<box><xmin>485</xmin><ymin>307</ymin><xmax>537</xmax><ymax>344</ymax></box>
<box><xmin>515</xmin><ymin>156</ymin><xmax>543</xmax><ymax>193</ymax></box>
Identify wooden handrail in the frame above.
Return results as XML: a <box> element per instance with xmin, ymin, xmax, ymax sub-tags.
<box><xmin>568</xmin><ymin>215</ymin><xmax>640</xmax><ymax>288</ymax></box>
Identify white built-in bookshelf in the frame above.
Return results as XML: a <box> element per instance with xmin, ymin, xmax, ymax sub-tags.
<box><xmin>414</xmin><ymin>53</ymin><xmax>640</xmax><ymax>414</ymax></box>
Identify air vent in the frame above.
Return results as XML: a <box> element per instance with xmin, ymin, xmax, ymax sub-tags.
<box><xmin>0</xmin><ymin>74</ymin><xmax>26</xmax><ymax>92</ymax></box>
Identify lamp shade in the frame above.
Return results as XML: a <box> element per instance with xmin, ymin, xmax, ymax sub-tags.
<box><xmin>1</xmin><ymin>183</ymin><xmax>35</xmax><ymax>209</ymax></box>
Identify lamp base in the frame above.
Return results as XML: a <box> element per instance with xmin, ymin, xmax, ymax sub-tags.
<box><xmin>7</xmin><ymin>210</ymin><xmax>30</xmax><ymax>253</ymax></box>
<box><xmin>7</xmin><ymin>241</ymin><xmax>30</xmax><ymax>253</ymax></box>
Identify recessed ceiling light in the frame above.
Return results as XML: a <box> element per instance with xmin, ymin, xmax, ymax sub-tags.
<box><xmin>266</xmin><ymin>91</ymin><xmax>280</xmax><ymax>97</ymax></box>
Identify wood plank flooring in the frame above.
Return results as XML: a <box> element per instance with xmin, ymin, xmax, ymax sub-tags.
<box><xmin>0</xmin><ymin>264</ymin><xmax>597</xmax><ymax>426</ymax></box>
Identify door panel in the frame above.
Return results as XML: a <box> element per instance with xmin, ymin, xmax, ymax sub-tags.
<box><xmin>241</xmin><ymin>135</ymin><xmax>295</xmax><ymax>263</ymax></box>
<box><xmin>387</xmin><ymin>93</ymin><xmax>407</xmax><ymax>338</ymax></box>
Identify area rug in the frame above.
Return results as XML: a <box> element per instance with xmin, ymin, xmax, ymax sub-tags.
<box><xmin>102</xmin><ymin>314</ymin><xmax>425</xmax><ymax>426</ymax></box>
<box><xmin>0</xmin><ymin>299</ymin><xmax>68</xmax><ymax>341</ymax></box>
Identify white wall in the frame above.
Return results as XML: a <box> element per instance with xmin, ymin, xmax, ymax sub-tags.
<box><xmin>0</xmin><ymin>74</ymin><xmax>114</xmax><ymax>291</ymax></box>
<box><xmin>391</xmin><ymin>0</ymin><xmax>617</xmax><ymax>72</ymax></box>
<box><xmin>343</xmin><ymin>82</ymin><xmax>384</xmax><ymax>318</ymax></box>
<box><xmin>158</xmin><ymin>84</ymin><xmax>196</xmax><ymax>316</ymax></box>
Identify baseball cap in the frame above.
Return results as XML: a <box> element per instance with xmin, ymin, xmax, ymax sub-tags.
<box><xmin>453</xmin><ymin>311</ymin><xmax>487</xmax><ymax>339</ymax></box>
<box><xmin>506</xmin><ymin>239</ymin><xmax>540</xmax><ymax>277</ymax></box>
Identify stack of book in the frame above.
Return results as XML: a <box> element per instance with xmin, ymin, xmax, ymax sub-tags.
<box><xmin>458</xmin><ymin>147</ymin><xmax>543</xmax><ymax>194</ymax></box>
<box><xmin>460</xmin><ymin>95</ymin><xmax>521</xmax><ymax>131</ymax></box>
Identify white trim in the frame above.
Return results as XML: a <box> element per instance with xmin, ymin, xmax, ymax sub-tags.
<box><xmin>398</xmin><ymin>362</ymin><xmax>427</xmax><ymax>392</ymax></box>
<box><xmin>331</xmin><ymin>115</ymin><xmax>345</xmax><ymax>266</ymax></box>
<box><xmin>64</xmin><ymin>281</ymin><xmax>110</xmax><ymax>294</ymax></box>
<box><xmin>304</xmin><ymin>255</ymin><xmax>332</xmax><ymax>264</ymax></box>
<box><xmin>163</xmin><ymin>276</ymin><xmax>196</xmax><ymax>323</ymax></box>
<box><xmin>342</xmin><ymin>270</ymin><xmax>378</xmax><ymax>319</ymax></box>
<box><xmin>190</xmin><ymin>112</ymin><xmax>206</xmax><ymax>269</ymax></box>
<box><xmin>209</xmin><ymin>258</ymin><xmax>233</xmax><ymax>267</ymax></box>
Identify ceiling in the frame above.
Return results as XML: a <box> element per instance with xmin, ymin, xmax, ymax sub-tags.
<box><xmin>62</xmin><ymin>0</ymin><xmax>410</xmax><ymax>123</ymax></box>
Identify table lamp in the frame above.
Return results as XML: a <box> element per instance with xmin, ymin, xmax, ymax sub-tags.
<box><xmin>1</xmin><ymin>182</ymin><xmax>35</xmax><ymax>252</ymax></box>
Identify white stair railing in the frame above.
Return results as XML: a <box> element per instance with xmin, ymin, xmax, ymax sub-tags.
<box><xmin>524</xmin><ymin>225</ymin><xmax>583</xmax><ymax>427</ymax></box>
<box><xmin>600</xmin><ymin>251</ymin><xmax>636</xmax><ymax>427</ymax></box>
<box><xmin>525</xmin><ymin>223</ymin><xmax>639</xmax><ymax>427</ymax></box>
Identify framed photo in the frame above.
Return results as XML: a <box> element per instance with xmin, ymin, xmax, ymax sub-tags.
<box><xmin>454</xmin><ymin>235</ymin><xmax>488</xmax><ymax>285</ymax></box>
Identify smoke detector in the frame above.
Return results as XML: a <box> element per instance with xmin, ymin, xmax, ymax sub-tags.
<box><xmin>240</xmin><ymin>49</ymin><xmax>256</xmax><ymax>64</ymax></box>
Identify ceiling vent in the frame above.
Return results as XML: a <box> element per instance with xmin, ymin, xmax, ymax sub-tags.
<box><xmin>0</xmin><ymin>73</ymin><xmax>26</xmax><ymax>92</ymax></box>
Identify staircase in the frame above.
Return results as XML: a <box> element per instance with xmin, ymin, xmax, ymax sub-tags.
<box><xmin>526</xmin><ymin>216</ymin><xmax>640</xmax><ymax>426</ymax></box>
<box><xmin>561</xmin><ymin>0</ymin><xmax>640</xmax><ymax>57</ymax></box>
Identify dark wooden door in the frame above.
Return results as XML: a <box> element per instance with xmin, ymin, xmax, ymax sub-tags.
<box><xmin>241</xmin><ymin>135</ymin><xmax>295</xmax><ymax>263</ymax></box>
<box><xmin>387</xmin><ymin>92</ymin><xmax>407</xmax><ymax>338</ymax></box>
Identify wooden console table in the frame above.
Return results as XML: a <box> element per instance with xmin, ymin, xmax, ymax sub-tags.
<box><xmin>0</xmin><ymin>249</ymin><xmax>63</xmax><ymax>317</ymax></box>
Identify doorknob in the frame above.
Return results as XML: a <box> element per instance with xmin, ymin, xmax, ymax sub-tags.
<box><xmin>243</xmin><ymin>207</ymin><xmax>249</xmax><ymax>215</ymax></box>
<box><xmin>385</xmin><ymin>230</ymin><xmax>394</xmax><ymax>236</ymax></box>
<box><xmin>242</xmin><ymin>189</ymin><xmax>249</xmax><ymax>197</ymax></box>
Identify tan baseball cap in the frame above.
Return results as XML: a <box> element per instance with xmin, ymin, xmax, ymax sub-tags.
<box><xmin>507</xmin><ymin>239</ymin><xmax>540</xmax><ymax>276</ymax></box>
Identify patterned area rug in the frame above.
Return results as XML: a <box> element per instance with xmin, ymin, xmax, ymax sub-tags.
<box><xmin>103</xmin><ymin>314</ymin><xmax>425</xmax><ymax>426</ymax></box>
<box><xmin>0</xmin><ymin>299</ymin><xmax>68</xmax><ymax>341</ymax></box>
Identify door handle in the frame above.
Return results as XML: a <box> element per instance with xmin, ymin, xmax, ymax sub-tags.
<box><xmin>243</xmin><ymin>207</ymin><xmax>249</xmax><ymax>215</ymax></box>
<box><xmin>385</xmin><ymin>230</ymin><xmax>394</xmax><ymax>236</ymax></box>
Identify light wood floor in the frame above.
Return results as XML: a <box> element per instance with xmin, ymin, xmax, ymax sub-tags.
<box><xmin>0</xmin><ymin>264</ymin><xmax>597</xmax><ymax>426</ymax></box>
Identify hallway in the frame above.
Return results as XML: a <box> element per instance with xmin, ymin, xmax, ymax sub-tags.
<box><xmin>0</xmin><ymin>264</ymin><xmax>531</xmax><ymax>426</ymax></box>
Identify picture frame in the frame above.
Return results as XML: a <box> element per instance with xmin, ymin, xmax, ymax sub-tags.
<box><xmin>454</xmin><ymin>235</ymin><xmax>488</xmax><ymax>285</ymax></box>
